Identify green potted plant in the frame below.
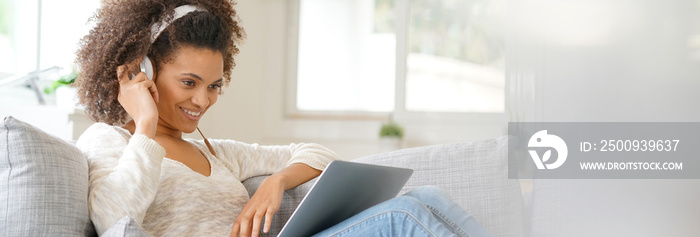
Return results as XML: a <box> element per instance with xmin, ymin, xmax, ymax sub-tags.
<box><xmin>44</xmin><ymin>70</ymin><xmax>79</xmax><ymax>109</ymax></box>
<box><xmin>378</xmin><ymin>120</ymin><xmax>404</xmax><ymax>152</ymax></box>
<box><xmin>43</xmin><ymin>72</ymin><xmax>77</xmax><ymax>95</ymax></box>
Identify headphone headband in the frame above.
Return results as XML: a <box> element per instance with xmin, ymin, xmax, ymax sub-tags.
<box><xmin>150</xmin><ymin>5</ymin><xmax>208</xmax><ymax>43</ymax></box>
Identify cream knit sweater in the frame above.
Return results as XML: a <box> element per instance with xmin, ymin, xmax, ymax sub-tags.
<box><xmin>76</xmin><ymin>123</ymin><xmax>340</xmax><ymax>236</ymax></box>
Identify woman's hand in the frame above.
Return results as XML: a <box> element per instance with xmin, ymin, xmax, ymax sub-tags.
<box><xmin>231</xmin><ymin>175</ymin><xmax>285</xmax><ymax>237</ymax></box>
<box><xmin>117</xmin><ymin>65</ymin><xmax>159</xmax><ymax>138</ymax></box>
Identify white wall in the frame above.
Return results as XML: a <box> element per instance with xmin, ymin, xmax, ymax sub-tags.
<box><xmin>509</xmin><ymin>0</ymin><xmax>700</xmax><ymax>122</ymax></box>
<box><xmin>507</xmin><ymin>1</ymin><xmax>700</xmax><ymax>235</ymax></box>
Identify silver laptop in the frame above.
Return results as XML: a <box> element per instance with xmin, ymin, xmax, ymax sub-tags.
<box><xmin>277</xmin><ymin>160</ymin><xmax>413</xmax><ymax>237</ymax></box>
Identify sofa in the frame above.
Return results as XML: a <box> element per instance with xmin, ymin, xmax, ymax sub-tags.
<box><xmin>1</xmin><ymin>116</ymin><xmax>525</xmax><ymax>237</ymax></box>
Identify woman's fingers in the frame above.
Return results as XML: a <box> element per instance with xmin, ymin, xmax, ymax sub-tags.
<box><xmin>144</xmin><ymin>79</ymin><xmax>159</xmax><ymax>103</ymax></box>
<box><xmin>264</xmin><ymin>208</ymin><xmax>274</xmax><ymax>234</ymax></box>
<box><xmin>238</xmin><ymin>211</ymin><xmax>252</xmax><ymax>237</ymax></box>
<box><xmin>232</xmin><ymin>177</ymin><xmax>284</xmax><ymax>236</ymax></box>
<box><xmin>117</xmin><ymin>65</ymin><xmax>129</xmax><ymax>84</ymax></box>
<box><xmin>230</xmin><ymin>221</ymin><xmax>240</xmax><ymax>237</ymax></box>
<box><xmin>231</xmin><ymin>206</ymin><xmax>273</xmax><ymax>237</ymax></box>
<box><xmin>116</xmin><ymin>63</ymin><xmax>159</xmax><ymax>137</ymax></box>
<box><xmin>251</xmin><ymin>211</ymin><xmax>263</xmax><ymax>237</ymax></box>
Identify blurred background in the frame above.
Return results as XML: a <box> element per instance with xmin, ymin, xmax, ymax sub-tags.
<box><xmin>1</xmin><ymin>0</ymin><xmax>699</xmax><ymax>236</ymax></box>
<box><xmin>2</xmin><ymin>0</ymin><xmax>699</xmax><ymax>157</ymax></box>
<box><xmin>3</xmin><ymin>0</ymin><xmax>698</xmax><ymax>159</ymax></box>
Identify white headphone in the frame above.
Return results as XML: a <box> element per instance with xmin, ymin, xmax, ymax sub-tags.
<box><xmin>137</xmin><ymin>5</ymin><xmax>207</xmax><ymax>80</ymax></box>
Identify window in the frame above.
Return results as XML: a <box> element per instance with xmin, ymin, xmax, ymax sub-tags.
<box><xmin>293</xmin><ymin>0</ymin><xmax>505</xmax><ymax>116</ymax></box>
<box><xmin>296</xmin><ymin>0</ymin><xmax>396</xmax><ymax>112</ymax></box>
<box><xmin>0</xmin><ymin>0</ymin><xmax>38</xmax><ymax>77</ymax></box>
<box><xmin>0</xmin><ymin>1</ymin><xmax>10</xmax><ymax>75</ymax></box>
<box><xmin>0</xmin><ymin>0</ymin><xmax>100</xmax><ymax>79</ymax></box>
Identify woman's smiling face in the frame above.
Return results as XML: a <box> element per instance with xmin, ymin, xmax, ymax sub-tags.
<box><xmin>154</xmin><ymin>45</ymin><xmax>224</xmax><ymax>134</ymax></box>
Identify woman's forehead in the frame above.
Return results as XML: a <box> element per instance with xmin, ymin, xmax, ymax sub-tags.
<box><xmin>164</xmin><ymin>46</ymin><xmax>224</xmax><ymax>80</ymax></box>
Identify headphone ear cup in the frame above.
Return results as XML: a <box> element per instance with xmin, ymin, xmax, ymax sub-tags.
<box><xmin>140</xmin><ymin>56</ymin><xmax>155</xmax><ymax>80</ymax></box>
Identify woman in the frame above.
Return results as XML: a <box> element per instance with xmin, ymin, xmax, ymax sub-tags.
<box><xmin>75</xmin><ymin>0</ymin><xmax>492</xmax><ymax>236</ymax></box>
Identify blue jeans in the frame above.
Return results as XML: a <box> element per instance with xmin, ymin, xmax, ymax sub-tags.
<box><xmin>312</xmin><ymin>186</ymin><xmax>493</xmax><ymax>237</ymax></box>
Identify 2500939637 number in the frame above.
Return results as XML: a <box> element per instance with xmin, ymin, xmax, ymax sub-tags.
<box><xmin>599</xmin><ymin>140</ymin><xmax>680</xmax><ymax>152</ymax></box>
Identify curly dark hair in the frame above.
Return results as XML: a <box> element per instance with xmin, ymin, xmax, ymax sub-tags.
<box><xmin>75</xmin><ymin>0</ymin><xmax>245</xmax><ymax>125</ymax></box>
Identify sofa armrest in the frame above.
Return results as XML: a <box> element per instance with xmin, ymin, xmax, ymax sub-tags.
<box><xmin>242</xmin><ymin>175</ymin><xmax>317</xmax><ymax>236</ymax></box>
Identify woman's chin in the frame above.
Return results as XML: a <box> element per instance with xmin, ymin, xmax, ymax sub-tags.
<box><xmin>182</xmin><ymin>127</ymin><xmax>197</xmax><ymax>134</ymax></box>
<box><xmin>177</xmin><ymin>123</ymin><xmax>199</xmax><ymax>134</ymax></box>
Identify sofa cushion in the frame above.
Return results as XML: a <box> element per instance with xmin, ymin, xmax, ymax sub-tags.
<box><xmin>353</xmin><ymin>136</ymin><xmax>524</xmax><ymax>237</ymax></box>
<box><xmin>0</xmin><ymin>116</ymin><xmax>96</xmax><ymax>236</ymax></box>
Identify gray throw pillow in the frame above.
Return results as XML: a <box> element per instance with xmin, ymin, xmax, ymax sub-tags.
<box><xmin>0</xmin><ymin>116</ymin><xmax>96</xmax><ymax>236</ymax></box>
<box><xmin>353</xmin><ymin>136</ymin><xmax>524</xmax><ymax>237</ymax></box>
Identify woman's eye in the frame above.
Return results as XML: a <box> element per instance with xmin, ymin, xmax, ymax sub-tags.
<box><xmin>209</xmin><ymin>84</ymin><xmax>223</xmax><ymax>89</ymax></box>
<box><xmin>183</xmin><ymin>80</ymin><xmax>195</xmax><ymax>86</ymax></box>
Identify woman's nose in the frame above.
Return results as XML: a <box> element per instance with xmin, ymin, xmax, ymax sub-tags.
<box><xmin>191</xmin><ymin>89</ymin><xmax>209</xmax><ymax>108</ymax></box>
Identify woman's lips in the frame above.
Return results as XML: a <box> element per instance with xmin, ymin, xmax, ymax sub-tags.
<box><xmin>180</xmin><ymin>107</ymin><xmax>202</xmax><ymax>121</ymax></box>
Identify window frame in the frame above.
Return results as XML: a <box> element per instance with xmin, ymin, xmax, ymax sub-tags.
<box><xmin>1</xmin><ymin>0</ymin><xmax>101</xmax><ymax>81</ymax></box>
<box><xmin>0</xmin><ymin>0</ymin><xmax>40</xmax><ymax>77</ymax></box>
<box><xmin>285</xmin><ymin>0</ymin><xmax>508</xmax><ymax>123</ymax></box>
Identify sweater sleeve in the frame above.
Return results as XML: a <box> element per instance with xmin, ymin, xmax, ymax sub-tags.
<box><xmin>204</xmin><ymin>139</ymin><xmax>341</xmax><ymax>181</ymax></box>
<box><xmin>75</xmin><ymin>123</ymin><xmax>166</xmax><ymax>235</ymax></box>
